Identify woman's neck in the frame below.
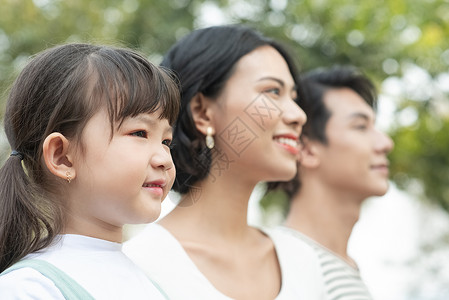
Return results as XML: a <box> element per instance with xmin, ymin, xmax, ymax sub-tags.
<box><xmin>159</xmin><ymin>174</ymin><xmax>257</xmax><ymax>242</ymax></box>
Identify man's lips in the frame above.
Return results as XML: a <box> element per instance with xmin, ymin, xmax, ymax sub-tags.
<box><xmin>370</xmin><ymin>163</ymin><xmax>390</xmax><ymax>175</ymax></box>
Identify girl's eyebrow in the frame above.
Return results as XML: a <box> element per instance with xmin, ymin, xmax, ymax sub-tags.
<box><xmin>133</xmin><ymin>115</ymin><xmax>173</xmax><ymax>134</ymax></box>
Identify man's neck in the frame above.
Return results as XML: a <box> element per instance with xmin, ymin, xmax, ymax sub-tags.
<box><xmin>284</xmin><ymin>183</ymin><xmax>364</xmax><ymax>266</ymax></box>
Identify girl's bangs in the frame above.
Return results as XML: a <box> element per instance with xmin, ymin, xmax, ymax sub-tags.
<box><xmin>89</xmin><ymin>49</ymin><xmax>180</xmax><ymax>128</ymax></box>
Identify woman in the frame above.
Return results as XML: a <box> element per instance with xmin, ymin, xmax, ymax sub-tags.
<box><xmin>125</xmin><ymin>25</ymin><xmax>325</xmax><ymax>299</ymax></box>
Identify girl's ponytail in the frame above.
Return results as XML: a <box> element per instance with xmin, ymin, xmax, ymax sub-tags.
<box><xmin>0</xmin><ymin>153</ymin><xmax>59</xmax><ymax>272</ymax></box>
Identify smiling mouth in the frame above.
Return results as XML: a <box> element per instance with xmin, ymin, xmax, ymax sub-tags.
<box><xmin>371</xmin><ymin>165</ymin><xmax>390</xmax><ymax>175</ymax></box>
<box><xmin>142</xmin><ymin>182</ymin><xmax>165</xmax><ymax>198</ymax></box>
<box><xmin>273</xmin><ymin>137</ymin><xmax>299</xmax><ymax>155</ymax></box>
<box><xmin>274</xmin><ymin>137</ymin><xmax>298</xmax><ymax>148</ymax></box>
<box><xmin>143</xmin><ymin>183</ymin><xmax>162</xmax><ymax>188</ymax></box>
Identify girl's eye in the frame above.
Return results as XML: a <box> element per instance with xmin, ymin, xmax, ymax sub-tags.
<box><xmin>162</xmin><ymin>139</ymin><xmax>173</xmax><ymax>149</ymax></box>
<box><xmin>130</xmin><ymin>130</ymin><xmax>148</xmax><ymax>138</ymax></box>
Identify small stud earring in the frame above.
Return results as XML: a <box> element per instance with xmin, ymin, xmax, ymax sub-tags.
<box><xmin>66</xmin><ymin>171</ymin><xmax>72</xmax><ymax>183</ymax></box>
<box><xmin>205</xmin><ymin>127</ymin><xmax>215</xmax><ymax>149</ymax></box>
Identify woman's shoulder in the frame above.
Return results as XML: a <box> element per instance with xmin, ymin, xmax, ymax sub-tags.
<box><xmin>124</xmin><ymin>223</ymin><xmax>233</xmax><ymax>299</ymax></box>
<box><xmin>0</xmin><ymin>267</ymin><xmax>65</xmax><ymax>300</ymax></box>
<box><xmin>260</xmin><ymin>226</ymin><xmax>317</xmax><ymax>253</ymax></box>
<box><xmin>258</xmin><ymin>226</ymin><xmax>327</xmax><ymax>300</ymax></box>
<box><xmin>123</xmin><ymin>223</ymin><xmax>191</xmax><ymax>273</ymax></box>
<box><xmin>124</xmin><ymin>223</ymin><xmax>178</xmax><ymax>255</ymax></box>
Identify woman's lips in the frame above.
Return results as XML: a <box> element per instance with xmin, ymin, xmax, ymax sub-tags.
<box><xmin>273</xmin><ymin>134</ymin><xmax>299</xmax><ymax>155</ymax></box>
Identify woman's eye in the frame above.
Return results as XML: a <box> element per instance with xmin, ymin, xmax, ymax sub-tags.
<box><xmin>264</xmin><ymin>88</ymin><xmax>281</xmax><ymax>96</ymax></box>
<box><xmin>130</xmin><ymin>130</ymin><xmax>148</xmax><ymax>138</ymax></box>
<box><xmin>162</xmin><ymin>139</ymin><xmax>173</xmax><ymax>149</ymax></box>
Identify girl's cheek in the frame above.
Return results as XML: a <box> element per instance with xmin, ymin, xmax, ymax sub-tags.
<box><xmin>169</xmin><ymin>167</ymin><xmax>176</xmax><ymax>183</ymax></box>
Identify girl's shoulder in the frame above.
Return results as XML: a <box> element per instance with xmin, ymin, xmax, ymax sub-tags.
<box><xmin>0</xmin><ymin>267</ymin><xmax>65</xmax><ymax>300</ymax></box>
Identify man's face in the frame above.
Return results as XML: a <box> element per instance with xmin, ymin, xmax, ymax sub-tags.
<box><xmin>314</xmin><ymin>87</ymin><xmax>394</xmax><ymax>198</ymax></box>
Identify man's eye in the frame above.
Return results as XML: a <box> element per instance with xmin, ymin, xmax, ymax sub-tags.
<box><xmin>131</xmin><ymin>130</ymin><xmax>148</xmax><ymax>138</ymax></box>
<box><xmin>354</xmin><ymin>124</ymin><xmax>368</xmax><ymax>130</ymax></box>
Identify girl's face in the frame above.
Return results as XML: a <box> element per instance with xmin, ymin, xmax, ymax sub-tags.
<box><xmin>208</xmin><ymin>45</ymin><xmax>306</xmax><ymax>183</ymax></box>
<box><xmin>68</xmin><ymin>108</ymin><xmax>175</xmax><ymax>237</ymax></box>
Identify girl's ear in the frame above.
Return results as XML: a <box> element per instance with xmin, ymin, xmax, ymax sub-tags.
<box><xmin>189</xmin><ymin>92</ymin><xmax>215</xmax><ymax>136</ymax></box>
<box><xmin>299</xmin><ymin>136</ymin><xmax>321</xmax><ymax>168</ymax></box>
<box><xmin>42</xmin><ymin>133</ymin><xmax>75</xmax><ymax>182</ymax></box>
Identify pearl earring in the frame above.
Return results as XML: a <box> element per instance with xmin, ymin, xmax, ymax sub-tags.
<box><xmin>206</xmin><ymin>127</ymin><xmax>214</xmax><ymax>149</ymax></box>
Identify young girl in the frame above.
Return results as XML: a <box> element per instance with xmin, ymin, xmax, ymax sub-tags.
<box><xmin>124</xmin><ymin>25</ymin><xmax>326</xmax><ymax>299</ymax></box>
<box><xmin>0</xmin><ymin>43</ymin><xmax>179</xmax><ymax>299</ymax></box>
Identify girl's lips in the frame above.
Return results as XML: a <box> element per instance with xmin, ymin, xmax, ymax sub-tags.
<box><xmin>143</xmin><ymin>180</ymin><xmax>166</xmax><ymax>197</ymax></box>
<box><xmin>144</xmin><ymin>186</ymin><xmax>164</xmax><ymax>197</ymax></box>
<box><xmin>143</xmin><ymin>179</ymin><xmax>166</xmax><ymax>187</ymax></box>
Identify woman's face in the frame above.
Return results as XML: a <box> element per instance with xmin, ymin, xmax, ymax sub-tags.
<box><xmin>208</xmin><ymin>45</ymin><xmax>306</xmax><ymax>183</ymax></box>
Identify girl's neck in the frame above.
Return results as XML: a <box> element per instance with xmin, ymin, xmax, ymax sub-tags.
<box><xmin>159</xmin><ymin>174</ymin><xmax>257</xmax><ymax>242</ymax></box>
<box><xmin>64</xmin><ymin>214</ymin><xmax>123</xmax><ymax>243</ymax></box>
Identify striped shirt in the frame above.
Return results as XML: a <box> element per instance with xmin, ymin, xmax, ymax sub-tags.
<box><xmin>279</xmin><ymin>227</ymin><xmax>373</xmax><ymax>300</ymax></box>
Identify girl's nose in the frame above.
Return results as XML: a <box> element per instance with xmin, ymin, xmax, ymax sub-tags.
<box><xmin>151</xmin><ymin>146</ymin><xmax>174</xmax><ymax>171</ymax></box>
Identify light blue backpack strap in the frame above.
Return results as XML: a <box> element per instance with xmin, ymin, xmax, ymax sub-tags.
<box><xmin>146</xmin><ymin>275</ymin><xmax>170</xmax><ymax>300</ymax></box>
<box><xmin>2</xmin><ymin>259</ymin><xmax>94</xmax><ymax>300</ymax></box>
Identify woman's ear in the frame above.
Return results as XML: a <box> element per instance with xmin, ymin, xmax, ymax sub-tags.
<box><xmin>299</xmin><ymin>136</ymin><xmax>321</xmax><ymax>168</ymax></box>
<box><xmin>42</xmin><ymin>133</ymin><xmax>75</xmax><ymax>182</ymax></box>
<box><xmin>189</xmin><ymin>92</ymin><xmax>215</xmax><ymax>136</ymax></box>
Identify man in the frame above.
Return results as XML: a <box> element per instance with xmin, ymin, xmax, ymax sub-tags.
<box><xmin>278</xmin><ymin>66</ymin><xmax>394</xmax><ymax>300</ymax></box>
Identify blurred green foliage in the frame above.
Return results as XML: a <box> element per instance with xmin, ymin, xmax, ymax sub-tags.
<box><xmin>0</xmin><ymin>0</ymin><xmax>448</xmax><ymax>211</ymax></box>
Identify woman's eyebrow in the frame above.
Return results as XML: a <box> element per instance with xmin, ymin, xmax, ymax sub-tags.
<box><xmin>257</xmin><ymin>77</ymin><xmax>298</xmax><ymax>92</ymax></box>
<box><xmin>257</xmin><ymin>77</ymin><xmax>285</xmax><ymax>87</ymax></box>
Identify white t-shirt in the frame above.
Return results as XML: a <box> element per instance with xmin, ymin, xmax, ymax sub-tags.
<box><xmin>124</xmin><ymin>223</ymin><xmax>326</xmax><ymax>299</ymax></box>
<box><xmin>0</xmin><ymin>234</ymin><xmax>167</xmax><ymax>300</ymax></box>
<box><xmin>277</xmin><ymin>227</ymin><xmax>373</xmax><ymax>300</ymax></box>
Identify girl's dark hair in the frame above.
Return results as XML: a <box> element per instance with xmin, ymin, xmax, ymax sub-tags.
<box><xmin>161</xmin><ymin>25</ymin><xmax>303</xmax><ymax>194</ymax></box>
<box><xmin>268</xmin><ymin>65</ymin><xmax>377</xmax><ymax>199</ymax></box>
<box><xmin>0</xmin><ymin>43</ymin><xmax>180</xmax><ymax>272</ymax></box>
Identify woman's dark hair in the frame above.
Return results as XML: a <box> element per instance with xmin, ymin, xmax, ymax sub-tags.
<box><xmin>268</xmin><ymin>65</ymin><xmax>378</xmax><ymax>199</ymax></box>
<box><xmin>161</xmin><ymin>25</ymin><xmax>303</xmax><ymax>194</ymax></box>
<box><xmin>0</xmin><ymin>43</ymin><xmax>180</xmax><ymax>272</ymax></box>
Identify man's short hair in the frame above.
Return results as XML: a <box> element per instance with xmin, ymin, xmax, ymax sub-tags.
<box><xmin>299</xmin><ymin>65</ymin><xmax>377</xmax><ymax>144</ymax></box>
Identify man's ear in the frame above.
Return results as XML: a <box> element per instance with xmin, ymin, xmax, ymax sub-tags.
<box><xmin>42</xmin><ymin>133</ymin><xmax>75</xmax><ymax>182</ymax></box>
<box><xmin>299</xmin><ymin>136</ymin><xmax>321</xmax><ymax>168</ymax></box>
<box><xmin>189</xmin><ymin>92</ymin><xmax>215</xmax><ymax>136</ymax></box>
